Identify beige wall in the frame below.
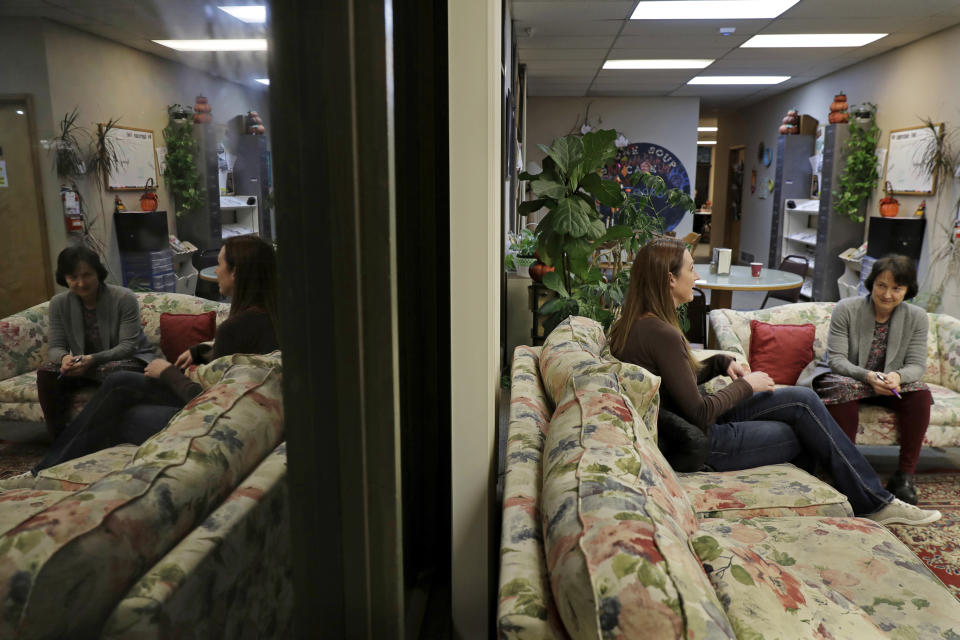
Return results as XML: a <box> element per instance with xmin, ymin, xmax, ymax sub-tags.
<box><xmin>526</xmin><ymin>96</ymin><xmax>701</xmax><ymax>237</ymax></box>
<box><xmin>713</xmin><ymin>23</ymin><xmax>960</xmax><ymax>313</ymax></box>
<box><xmin>448</xmin><ymin>0</ymin><xmax>501</xmax><ymax>637</ymax></box>
<box><xmin>0</xmin><ymin>18</ymin><xmax>269</xmax><ymax>286</ymax></box>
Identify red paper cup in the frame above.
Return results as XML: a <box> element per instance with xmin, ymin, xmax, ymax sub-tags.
<box><xmin>750</xmin><ymin>262</ymin><xmax>763</xmax><ymax>277</ymax></box>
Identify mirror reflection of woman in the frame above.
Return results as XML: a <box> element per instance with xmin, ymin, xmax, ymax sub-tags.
<box><xmin>33</xmin><ymin>236</ymin><xmax>279</xmax><ymax>473</ymax></box>
<box><xmin>803</xmin><ymin>255</ymin><xmax>931</xmax><ymax>504</ymax></box>
<box><xmin>37</xmin><ymin>246</ymin><xmax>157</xmax><ymax>439</ymax></box>
<box><xmin>609</xmin><ymin>238</ymin><xmax>939</xmax><ymax>527</ymax></box>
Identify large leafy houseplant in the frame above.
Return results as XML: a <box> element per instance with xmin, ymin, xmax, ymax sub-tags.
<box><xmin>163</xmin><ymin>110</ymin><xmax>205</xmax><ymax>218</ymax></box>
<box><xmin>519</xmin><ymin>129</ymin><xmax>694</xmax><ymax>331</ymax></box>
<box><xmin>833</xmin><ymin>103</ymin><xmax>880</xmax><ymax>223</ymax></box>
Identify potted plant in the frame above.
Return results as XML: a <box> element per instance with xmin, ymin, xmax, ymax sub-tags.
<box><xmin>518</xmin><ymin>128</ymin><xmax>694</xmax><ymax>331</ymax></box>
<box><xmin>833</xmin><ymin>102</ymin><xmax>880</xmax><ymax>222</ymax></box>
<box><xmin>163</xmin><ymin>113</ymin><xmax>205</xmax><ymax>217</ymax></box>
<box><xmin>167</xmin><ymin>104</ymin><xmax>193</xmax><ymax>124</ymax></box>
<box><xmin>879</xmin><ymin>181</ymin><xmax>899</xmax><ymax>217</ymax></box>
<box><xmin>504</xmin><ymin>227</ymin><xmax>539</xmax><ymax>277</ymax></box>
<box><xmin>51</xmin><ymin>107</ymin><xmax>89</xmax><ymax>180</ymax></box>
<box><xmin>914</xmin><ymin>118</ymin><xmax>960</xmax><ymax>311</ymax></box>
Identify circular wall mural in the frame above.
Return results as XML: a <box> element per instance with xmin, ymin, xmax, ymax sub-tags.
<box><xmin>600</xmin><ymin>142</ymin><xmax>691</xmax><ymax>231</ymax></box>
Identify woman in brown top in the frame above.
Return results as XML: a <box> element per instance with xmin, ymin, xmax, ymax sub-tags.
<box><xmin>34</xmin><ymin>236</ymin><xmax>278</xmax><ymax>473</ymax></box>
<box><xmin>608</xmin><ymin>237</ymin><xmax>938</xmax><ymax>526</ymax></box>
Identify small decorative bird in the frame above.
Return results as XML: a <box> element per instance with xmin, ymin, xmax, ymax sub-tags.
<box><xmin>914</xmin><ymin>200</ymin><xmax>926</xmax><ymax>217</ymax></box>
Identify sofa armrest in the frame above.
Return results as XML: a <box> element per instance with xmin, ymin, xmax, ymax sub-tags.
<box><xmin>934</xmin><ymin>313</ymin><xmax>960</xmax><ymax>392</ymax></box>
<box><xmin>0</xmin><ymin>302</ymin><xmax>51</xmax><ymax>382</ymax></box>
<box><xmin>707</xmin><ymin>308</ymin><xmax>746</xmax><ymax>356</ymax></box>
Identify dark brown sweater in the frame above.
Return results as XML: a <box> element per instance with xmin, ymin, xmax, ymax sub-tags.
<box><xmin>615</xmin><ymin>316</ymin><xmax>752</xmax><ymax>433</ymax></box>
<box><xmin>159</xmin><ymin>309</ymin><xmax>278</xmax><ymax>403</ymax></box>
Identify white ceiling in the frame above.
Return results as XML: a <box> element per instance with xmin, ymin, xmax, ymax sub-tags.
<box><xmin>514</xmin><ymin>0</ymin><xmax>960</xmax><ymax>112</ymax></box>
<box><xmin>0</xmin><ymin>0</ymin><xmax>268</xmax><ymax>88</ymax></box>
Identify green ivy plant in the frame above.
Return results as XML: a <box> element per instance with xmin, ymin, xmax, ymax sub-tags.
<box><xmin>503</xmin><ymin>227</ymin><xmax>538</xmax><ymax>272</ymax></box>
<box><xmin>162</xmin><ymin>116</ymin><xmax>205</xmax><ymax>217</ymax></box>
<box><xmin>518</xmin><ymin>128</ymin><xmax>694</xmax><ymax>331</ymax></box>
<box><xmin>833</xmin><ymin>103</ymin><xmax>880</xmax><ymax>223</ymax></box>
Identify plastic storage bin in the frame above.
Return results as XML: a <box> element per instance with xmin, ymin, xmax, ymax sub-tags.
<box><xmin>120</xmin><ymin>250</ymin><xmax>176</xmax><ymax>293</ymax></box>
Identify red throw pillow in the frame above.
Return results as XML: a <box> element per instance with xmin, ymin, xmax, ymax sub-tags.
<box><xmin>159</xmin><ymin>311</ymin><xmax>217</xmax><ymax>361</ymax></box>
<box><xmin>748</xmin><ymin>320</ymin><xmax>816</xmax><ymax>385</ymax></box>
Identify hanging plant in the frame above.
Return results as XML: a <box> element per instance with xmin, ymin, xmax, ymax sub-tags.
<box><xmin>51</xmin><ymin>107</ymin><xmax>89</xmax><ymax>180</ymax></box>
<box><xmin>832</xmin><ymin>103</ymin><xmax>880</xmax><ymax>222</ymax></box>
<box><xmin>162</xmin><ymin>116</ymin><xmax>205</xmax><ymax>217</ymax></box>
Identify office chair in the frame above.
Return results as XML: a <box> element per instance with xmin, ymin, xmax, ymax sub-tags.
<box><xmin>761</xmin><ymin>255</ymin><xmax>810</xmax><ymax>308</ymax></box>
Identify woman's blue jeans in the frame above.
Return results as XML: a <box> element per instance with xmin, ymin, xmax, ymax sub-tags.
<box><xmin>707</xmin><ymin>386</ymin><xmax>892</xmax><ymax>516</ymax></box>
<box><xmin>34</xmin><ymin>371</ymin><xmax>184</xmax><ymax>473</ymax></box>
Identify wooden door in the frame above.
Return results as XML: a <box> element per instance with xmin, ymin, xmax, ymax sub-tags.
<box><xmin>724</xmin><ymin>146</ymin><xmax>745</xmax><ymax>263</ymax></box>
<box><xmin>0</xmin><ymin>97</ymin><xmax>52</xmax><ymax>317</ymax></box>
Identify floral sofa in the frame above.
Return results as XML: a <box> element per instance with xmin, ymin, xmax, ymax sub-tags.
<box><xmin>709</xmin><ymin>302</ymin><xmax>960</xmax><ymax>447</ymax></box>
<box><xmin>0</xmin><ymin>292</ymin><xmax>231</xmax><ymax>437</ymax></box>
<box><xmin>0</xmin><ymin>295</ymin><xmax>292</xmax><ymax>638</ymax></box>
<box><xmin>498</xmin><ymin>316</ymin><xmax>960</xmax><ymax>639</ymax></box>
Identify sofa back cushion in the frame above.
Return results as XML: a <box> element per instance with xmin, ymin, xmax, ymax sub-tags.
<box><xmin>135</xmin><ymin>292</ymin><xmax>231</xmax><ymax>351</ymax></box>
<box><xmin>0</xmin><ymin>353</ymin><xmax>283</xmax><ymax>638</ymax></box>
<box><xmin>541</xmin><ymin>371</ymin><xmax>732</xmax><ymax>639</ymax></box>
<box><xmin>0</xmin><ymin>300</ymin><xmax>51</xmax><ymax>379</ymax></box>
<box><xmin>934</xmin><ymin>313</ymin><xmax>960</xmax><ymax>391</ymax></box>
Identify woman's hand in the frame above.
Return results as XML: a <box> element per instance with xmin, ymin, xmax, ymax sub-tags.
<box><xmin>145</xmin><ymin>359</ymin><xmax>173</xmax><ymax>379</ymax></box>
<box><xmin>727</xmin><ymin>360</ymin><xmax>751</xmax><ymax>380</ymax></box>
<box><xmin>867</xmin><ymin>371</ymin><xmax>899</xmax><ymax>396</ymax></box>
<box><xmin>174</xmin><ymin>349</ymin><xmax>193</xmax><ymax>370</ymax></box>
<box><xmin>743</xmin><ymin>371</ymin><xmax>776</xmax><ymax>393</ymax></box>
<box><xmin>61</xmin><ymin>354</ymin><xmax>93</xmax><ymax>377</ymax></box>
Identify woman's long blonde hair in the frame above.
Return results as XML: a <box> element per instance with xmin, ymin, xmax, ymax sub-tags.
<box><xmin>608</xmin><ymin>237</ymin><xmax>701</xmax><ymax>373</ymax></box>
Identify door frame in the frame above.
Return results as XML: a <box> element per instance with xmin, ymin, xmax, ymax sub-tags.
<box><xmin>1</xmin><ymin>94</ymin><xmax>53</xmax><ymax>300</ymax></box>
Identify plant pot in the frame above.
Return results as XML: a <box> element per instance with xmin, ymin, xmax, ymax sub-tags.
<box><xmin>515</xmin><ymin>256</ymin><xmax>536</xmax><ymax>279</ymax></box>
<box><xmin>529</xmin><ymin>261</ymin><xmax>554</xmax><ymax>283</ymax></box>
<box><xmin>879</xmin><ymin>202</ymin><xmax>899</xmax><ymax>217</ymax></box>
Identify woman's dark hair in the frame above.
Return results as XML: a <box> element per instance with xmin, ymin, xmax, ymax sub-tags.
<box><xmin>55</xmin><ymin>245</ymin><xmax>108</xmax><ymax>287</ymax></box>
<box><xmin>865</xmin><ymin>254</ymin><xmax>918</xmax><ymax>299</ymax></box>
<box><xmin>223</xmin><ymin>236</ymin><xmax>278</xmax><ymax>321</ymax></box>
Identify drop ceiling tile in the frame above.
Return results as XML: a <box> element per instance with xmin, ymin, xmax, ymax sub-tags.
<box><xmin>523</xmin><ymin>60</ymin><xmax>603</xmax><ymax>73</ymax></box>
<box><xmin>784</xmin><ymin>0</ymin><xmax>960</xmax><ymax>19</ymax></box>
<box><xmin>606</xmin><ymin>47</ymin><xmax>733</xmax><ymax>58</ymax></box>
<box><xmin>518</xmin><ymin>48</ymin><xmax>609</xmax><ymax>61</ymax></box>
<box><xmin>722</xmin><ymin>48</ymin><xmax>851</xmax><ymax>61</ymax></box>
<box><xmin>512</xmin><ymin>2</ymin><xmax>634</xmax><ymax>22</ymax></box>
<box><xmin>514</xmin><ymin>20</ymin><xmax>623</xmax><ymax>37</ymax></box>
<box><xmin>587</xmin><ymin>88</ymin><xmax>676</xmax><ymax>96</ymax></box>
<box><xmin>529</xmin><ymin>87</ymin><xmax>591</xmax><ymax>96</ymax></box>
<box><xmin>619</xmin><ymin>19</ymin><xmax>766</xmax><ymax>37</ymax></box>
<box><xmin>703</xmin><ymin>60</ymin><xmax>817</xmax><ymax>74</ymax></box>
<box><xmin>615</xmin><ymin>34</ymin><xmax>748</xmax><ymax>49</ymax></box>
<box><xmin>763</xmin><ymin>17</ymin><xmax>907</xmax><ymax>32</ymax></box>
<box><xmin>521</xmin><ymin>35</ymin><xmax>618</xmax><ymax>49</ymax></box>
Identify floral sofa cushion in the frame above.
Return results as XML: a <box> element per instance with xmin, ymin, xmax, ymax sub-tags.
<box><xmin>541</xmin><ymin>368</ymin><xmax>726</xmax><ymax>639</ymax></box>
<box><xmin>677</xmin><ymin>464</ymin><xmax>853</xmax><ymax>519</ymax></box>
<box><xmin>696</xmin><ymin>516</ymin><xmax>960</xmax><ymax>639</ymax></box>
<box><xmin>0</xmin><ymin>444</ymin><xmax>138</xmax><ymax>492</ymax></box>
<box><xmin>935</xmin><ymin>313</ymin><xmax>960</xmax><ymax>391</ymax></box>
<box><xmin>0</xmin><ymin>354</ymin><xmax>283</xmax><ymax>638</ymax></box>
<box><xmin>498</xmin><ymin>346</ymin><xmax>570</xmax><ymax>639</ymax></box>
<box><xmin>102</xmin><ymin>442</ymin><xmax>293</xmax><ymax>640</ymax></box>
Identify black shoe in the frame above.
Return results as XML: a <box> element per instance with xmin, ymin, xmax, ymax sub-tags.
<box><xmin>886</xmin><ymin>471</ymin><xmax>918</xmax><ymax>505</ymax></box>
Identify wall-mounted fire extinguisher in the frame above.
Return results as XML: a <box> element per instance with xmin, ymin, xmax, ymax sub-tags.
<box><xmin>61</xmin><ymin>184</ymin><xmax>84</xmax><ymax>233</ymax></box>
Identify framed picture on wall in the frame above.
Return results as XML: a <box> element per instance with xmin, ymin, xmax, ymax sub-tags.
<box><xmin>884</xmin><ymin>124</ymin><xmax>941</xmax><ymax>195</ymax></box>
<box><xmin>102</xmin><ymin>125</ymin><xmax>159</xmax><ymax>191</ymax></box>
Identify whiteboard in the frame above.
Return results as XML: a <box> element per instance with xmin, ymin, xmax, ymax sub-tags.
<box><xmin>883</xmin><ymin>124</ymin><xmax>940</xmax><ymax>195</ymax></box>
<box><xmin>104</xmin><ymin>125</ymin><xmax>159</xmax><ymax>190</ymax></box>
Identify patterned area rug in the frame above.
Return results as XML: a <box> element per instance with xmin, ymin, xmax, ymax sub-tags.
<box><xmin>0</xmin><ymin>441</ymin><xmax>47</xmax><ymax>479</ymax></box>
<box><xmin>889</xmin><ymin>473</ymin><xmax>960</xmax><ymax>600</ymax></box>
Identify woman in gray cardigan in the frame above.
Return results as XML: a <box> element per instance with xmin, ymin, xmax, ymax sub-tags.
<box><xmin>38</xmin><ymin>246</ymin><xmax>156</xmax><ymax>438</ymax></box>
<box><xmin>803</xmin><ymin>255</ymin><xmax>931</xmax><ymax>504</ymax></box>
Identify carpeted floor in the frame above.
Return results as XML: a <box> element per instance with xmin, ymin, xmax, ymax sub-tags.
<box><xmin>0</xmin><ymin>441</ymin><xmax>46</xmax><ymax>479</ymax></box>
<box><xmin>889</xmin><ymin>473</ymin><xmax>960</xmax><ymax>600</ymax></box>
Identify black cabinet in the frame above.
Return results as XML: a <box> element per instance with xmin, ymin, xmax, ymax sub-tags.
<box><xmin>867</xmin><ymin>217</ymin><xmax>926</xmax><ymax>261</ymax></box>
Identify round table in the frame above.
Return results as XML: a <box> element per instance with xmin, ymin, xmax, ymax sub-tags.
<box><xmin>695</xmin><ymin>265</ymin><xmax>803</xmax><ymax>311</ymax></box>
<box><xmin>199</xmin><ymin>266</ymin><xmax>218</xmax><ymax>282</ymax></box>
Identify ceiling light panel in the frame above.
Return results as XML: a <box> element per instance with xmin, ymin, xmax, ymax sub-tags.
<box><xmin>153</xmin><ymin>39</ymin><xmax>268</xmax><ymax>51</ymax></box>
<box><xmin>603</xmin><ymin>59</ymin><xmax>714</xmax><ymax>69</ymax></box>
<box><xmin>698</xmin><ymin>126</ymin><xmax>718</xmax><ymax>132</ymax></box>
<box><xmin>688</xmin><ymin>75</ymin><xmax>790</xmax><ymax>84</ymax></box>
<box><xmin>697</xmin><ymin>141</ymin><xmax>718</xmax><ymax>145</ymax></box>
<box><xmin>218</xmin><ymin>6</ymin><xmax>266</xmax><ymax>24</ymax></box>
<box><xmin>630</xmin><ymin>1</ymin><xmax>800</xmax><ymax>20</ymax></box>
<box><xmin>741</xmin><ymin>33</ymin><xmax>886</xmax><ymax>47</ymax></box>
<box><xmin>255</xmin><ymin>78</ymin><xmax>270</xmax><ymax>85</ymax></box>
